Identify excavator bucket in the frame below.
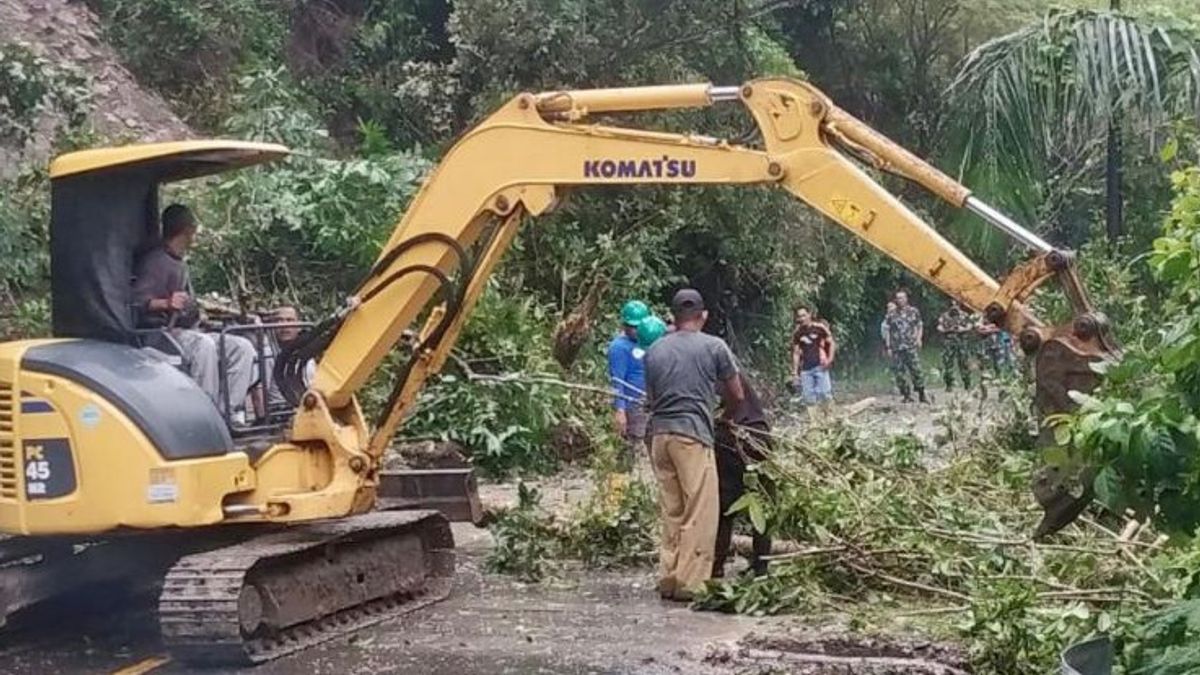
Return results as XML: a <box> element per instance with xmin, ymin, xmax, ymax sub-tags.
<box><xmin>1028</xmin><ymin>314</ymin><xmax>1118</xmax><ymax>538</ymax></box>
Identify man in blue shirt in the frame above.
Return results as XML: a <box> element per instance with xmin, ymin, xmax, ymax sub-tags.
<box><xmin>608</xmin><ymin>300</ymin><xmax>651</xmax><ymax>468</ymax></box>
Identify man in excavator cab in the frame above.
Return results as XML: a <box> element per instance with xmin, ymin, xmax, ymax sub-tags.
<box><xmin>132</xmin><ymin>203</ymin><xmax>258</xmax><ymax>420</ymax></box>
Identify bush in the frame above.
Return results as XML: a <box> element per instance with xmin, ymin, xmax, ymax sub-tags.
<box><xmin>484</xmin><ymin>473</ymin><xmax>658</xmax><ymax>581</ymax></box>
<box><xmin>1058</xmin><ymin>167</ymin><xmax>1200</xmax><ymax>535</ymax></box>
<box><xmin>0</xmin><ymin>165</ymin><xmax>54</xmax><ymax>334</ymax></box>
<box><xmin>484</xmin><ymin>482</ymin><xmax>558</xmax><ymax>582</ymax></box>
<box><xmin>89</xmin><ymin>0</ymin><xmax>287</xmax><ymax>126</ymax></box>
<box><xmin>560</xmin><ymin>473</ymin><xmax>657</xmax><ymax>568</ymax></box>
<box><xmin>0</xmin><ymin>43</ymin><xmax>88</xmax><ymax>146</ymax></box>
<box><xmin>178</xmin><ymin>69</ymin><xmax>431</xmax><ymax>309</ymax></box>
<box><xmin>399</xmin><ymin>288</ymin><xmax>577</xmax><ymax>478</ymax></box>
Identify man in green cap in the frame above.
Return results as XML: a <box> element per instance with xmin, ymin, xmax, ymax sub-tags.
<box><xmin>608</xmin><ymin>299</ymin><xmax>652</xmax><ymax>469</ymax></box>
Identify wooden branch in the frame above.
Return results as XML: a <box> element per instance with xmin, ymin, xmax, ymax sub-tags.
<box><xmin>843</xmin><ymin>560</ymin><xmax>971</xmax><ymax>602</ymax></box>
<box><xmin>740</xmin><ymin>648</ymin><xmax>971</xmax><ymax>675</ymax></box>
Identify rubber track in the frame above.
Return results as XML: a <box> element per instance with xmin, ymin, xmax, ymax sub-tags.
<box><xmin>158</xmin><ymin>511</ymin><xmax>452</xmax><ymax>666</ymax></box>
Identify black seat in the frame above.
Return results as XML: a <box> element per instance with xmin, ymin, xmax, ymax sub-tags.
<box><xmin>22</xmin><ymin>340</ymin><xmax>233</xmax><ymax>460</ymax></box>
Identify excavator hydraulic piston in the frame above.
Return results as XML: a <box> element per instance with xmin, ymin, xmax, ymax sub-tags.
<box><xmin>965</xmin><ymin>196</ymin><xmax>1053</xmax><ymax>252</ymax></box>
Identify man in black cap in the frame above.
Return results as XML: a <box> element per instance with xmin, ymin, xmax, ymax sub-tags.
<box><xmin>643</xmin><ymin>288</ymin><xmax>744</xmax><ymax>600</ymax></box>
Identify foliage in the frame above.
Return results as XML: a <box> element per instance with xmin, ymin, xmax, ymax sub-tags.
<box><xmin>88</xmin><ymin>0</ymin><xmax>287</xmax><ymax>126</ymax></box>
<box><xmin>0</xmin><ymin>43</ymin><xmax>89</xmax><ymax>146</ymax></box>
<box><xmin>960</xmin><ymin>582</ymin><xmax>1104</xmax><ymax>674</ymax></box>
<box><xmin>1058</xmin><ymin>167</ymin><xmax>1200</xmax><ymax>535</ymax></box>
<box><xmin>1125</xmin><ymin>599</ymin><xmax>1200</xmax><ymax>674</ymax></box>
<box><xmin>560</xmin><ymin>473</ymin><xmax>657</xmax><ymax>568</ymax></box>
<box><xmin>692</xmin><ymin>392</ymin><xmax>1200</xmax><ymax>673</ymax></box>
<box><xmin>0</xmin><ymin>168</ymin><xmax>49</xmax><ymax>298</ymax></box>
<box><xmin>484</xmin><ymin>482</ymin><xmax>559</xmax><ymax>582</ymax></box>
<box><xmin>484</xmin><ymin>472</ymin><xmax>658</xmax><ymax>580</ymax></box>
<box><xmin>947</xmin><ymin>9</ymin><xmax>1200</xmax><ymax>245</ymax></box>
<box><xmin>179</xmin><ymin>69</ymin><xmax>431</xmax><ymax>308</ymax></box>
<box><xmin>399</xmin><ymin>289</ymin><xmax>576</xmax><ymax>478</ymax></box>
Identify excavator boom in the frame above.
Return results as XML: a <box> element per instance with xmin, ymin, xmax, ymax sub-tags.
<box><xmin>286</xmin><ymin>77</ymin><xmax>1114</xmax><ymax>535</ymax></box>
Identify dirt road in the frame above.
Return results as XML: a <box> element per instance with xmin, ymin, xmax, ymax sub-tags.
<box><xmin>0</xmin><ymin>523</ymin><xmax>776</xmax><ymax>675</ymax></box>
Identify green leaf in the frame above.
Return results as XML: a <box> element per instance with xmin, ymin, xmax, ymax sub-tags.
<box><xmin>1093</xmin><ymin>466</ymin><xmax>1124</xmax><ymax>512</ymax></box>
<box><xmin>748</xmin><ymin>499</ymin><xmax>767</xmax><ymax>534</ymax></box>
<box><xmin>1161</xmin><ymin>136</ymin><xmax>1179</xmax><ymax>162</ymax></box>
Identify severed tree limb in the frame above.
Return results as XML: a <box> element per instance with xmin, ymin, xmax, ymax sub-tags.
<box><xmin>739</xmin><ymin>648</ymin><xmax>971</xmax><ymax>675</ymax></box>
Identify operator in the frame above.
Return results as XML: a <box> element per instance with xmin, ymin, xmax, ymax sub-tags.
<box><xmin>885</xmin><ymin>290</ymin><xmax>928</xmax><ymax>403</ymax></box>
<box><xmin>132</xmin><ymin>204</ymin><xmax>257</xmax><ymax>418</ymax></box>
<box><xmin>791</xmin><ymin>306</ymin><xmax>835</xmax><ymax>414</ymax></box>
<box><xmin>936</xmin><ymin>302</ymin><xmax>974</xmax><ymax>392</ymax></box>
<box><xmin>607</xmin><ymin>299</ymin><xmax>652</xmax><ymax>470</ymax></box>
<box><xmin>644</xmin><ymin>289</ymin><xmax>743</xmax><ymax>601</ymax></box>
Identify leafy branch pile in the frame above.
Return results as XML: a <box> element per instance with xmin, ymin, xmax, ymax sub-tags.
<box><xmin>485</xmin><ymin>472</ymin><xmax>657</xmax><ymax>583</ymax></box>
<box><xmin>696</xmin><ymin>392</ymin><xmax>1200</xmax><ymax>673</ymax></box>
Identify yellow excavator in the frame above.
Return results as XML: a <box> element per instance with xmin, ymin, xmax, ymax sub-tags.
<box><xmin>0</xmin><ymin>78</ymin><xmax>1116</xmax><ymax>665</ymax></box>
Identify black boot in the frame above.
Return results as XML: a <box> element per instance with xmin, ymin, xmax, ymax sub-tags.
<box><xmin>917</xmin><ymin>387</ymin><xmax>929</xmax><ymax>404</ymax></box>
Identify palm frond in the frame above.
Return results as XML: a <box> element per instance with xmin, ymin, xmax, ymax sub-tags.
<box><xmin>944</xmin><ymin>9</ymin><xmax>1200</xmax><ymax>228</ymax></box>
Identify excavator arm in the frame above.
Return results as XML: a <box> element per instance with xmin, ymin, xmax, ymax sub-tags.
<box><xmin>288</xmin><ymin>78</ymin><xmax>1115</xmax><ymax>535</ymax></box>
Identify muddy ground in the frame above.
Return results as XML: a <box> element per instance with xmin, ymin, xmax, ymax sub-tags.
<box><xmin>0</xmin><ymin>390</ymin><xmax>989</xmax><ymax>674</ymax></box>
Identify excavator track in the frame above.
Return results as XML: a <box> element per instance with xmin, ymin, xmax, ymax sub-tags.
<box><xmin>158</xmin><ymin>510</ymin><xmax>454</xmax><ymax>666</ymax></box>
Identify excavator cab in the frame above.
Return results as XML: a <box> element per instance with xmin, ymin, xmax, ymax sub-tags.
<box><xmin>45</xmin><ymin>141</ymin><xmax>306</xmax><ymax>435</ymax></box>
<box><xmin>47</xmin><ymin>141</ymin><xmax>289</xmax><ymax>343</ymax></box>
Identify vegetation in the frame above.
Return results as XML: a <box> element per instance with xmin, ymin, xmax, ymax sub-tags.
<box><xmin>485</xmin><ymin>472</ymin><xmax>658</xmax><ymax>582</ymax></box>
<box><xmin>690</xmin><ymin>386</ymin><xmax>1200</xmax><ymax>673</ymax></box>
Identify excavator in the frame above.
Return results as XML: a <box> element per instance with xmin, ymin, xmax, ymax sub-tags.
<box><xmin>0</xmin><ymin>77</ymin><xmax>1117</xmax><ymax>665</ymax></box>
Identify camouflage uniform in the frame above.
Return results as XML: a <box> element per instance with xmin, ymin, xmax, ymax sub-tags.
<box><xmin>982</xmin><ymin>329</ymin><xmax>1015</xmax><ymax>374</ymax></box>
<box><xmin>886</xmin><ymin>305</ymin><xmax>926</xmax><ymax>401</ymax></box>
<box><xmin>937</xmin><ymin>306</ymin><xmax>974</xmax><ymax>390</ymax></box>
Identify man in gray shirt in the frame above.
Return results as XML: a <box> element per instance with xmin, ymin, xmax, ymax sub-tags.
<box><xmin>133</xmin><ymin>204</ymin><xmax>256</xmax><ymax>420</ymax></box>
<box><xmin>644</xmin><ymin>288</ymin><xmax>744</xmax><ymax>600</ymax></box>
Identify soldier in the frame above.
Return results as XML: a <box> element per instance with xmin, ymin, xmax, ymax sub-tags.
<box><xmin>977</xmin><ymin>321</ymin><xmax>1016</xmax><ymax>374</ymax></box>
<box><xmin>936</xmin><ymin>302</ymin><xmax>974</xmax><ymax>391</ymax></box>
<box><xmin>884</xmin><ymin>290</ymin><xmax>927</xmax><ymax>403</ymax></box>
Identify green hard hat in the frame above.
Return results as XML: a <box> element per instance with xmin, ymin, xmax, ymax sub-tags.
<box><xmin>637</xmin><ymin>316</ymin><xmax>668</xmax><ymax>348</ymax></box>
<box><xmin>620</xmin><ymin>299</ymin><xmax>651</xmax><ymax>327</ymax></box>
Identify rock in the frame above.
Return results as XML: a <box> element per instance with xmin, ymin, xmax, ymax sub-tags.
<box><xmin>389</xmin><ymin>439</ymin><xmax>469</xmax><ymax>470</ymax></box>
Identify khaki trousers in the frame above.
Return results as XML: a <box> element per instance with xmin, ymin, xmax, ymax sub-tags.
<box><xmin>649</xmin><ymin>433</ymin><xmax>718</xmax><ymax>599</ymax></box>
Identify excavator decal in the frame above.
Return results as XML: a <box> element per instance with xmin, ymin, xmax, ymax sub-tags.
<box><xmin>22</xmin><ymin>439</ymin><xmax>75</xmax><ymax>500</ymax></box>
<box><xmin>583</xmin><ymin>157</ymin><xmax>698</xmax><ymax>179</ymax></box>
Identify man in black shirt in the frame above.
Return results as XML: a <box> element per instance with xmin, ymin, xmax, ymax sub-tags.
<box><xmin>714</xmin><ymin>372</ymin><xmax>773</xmax><ymax>577</ymax></box>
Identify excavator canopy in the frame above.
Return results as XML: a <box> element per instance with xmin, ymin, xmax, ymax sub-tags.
<box><xmin>46</xmin><ymin>140</ymin><xmax>289</xmax><ymax>343</ymax></box>
<box><xmin>48</xmin><ymin>140</ymin><xmax>289</xmax><ymax>181</ymax></box>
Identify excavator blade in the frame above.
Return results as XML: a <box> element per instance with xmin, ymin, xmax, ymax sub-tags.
<box><xmin>1030</xmin><ymin>318</ymin><xmax>1116</xmax><ymax>538</ymax></box>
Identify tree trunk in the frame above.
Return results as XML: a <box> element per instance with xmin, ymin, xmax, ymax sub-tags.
<box><xmin>1106</xmin><ymin>0</ymin><xmax>1123</xmax><ymax>244</ymax></box>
